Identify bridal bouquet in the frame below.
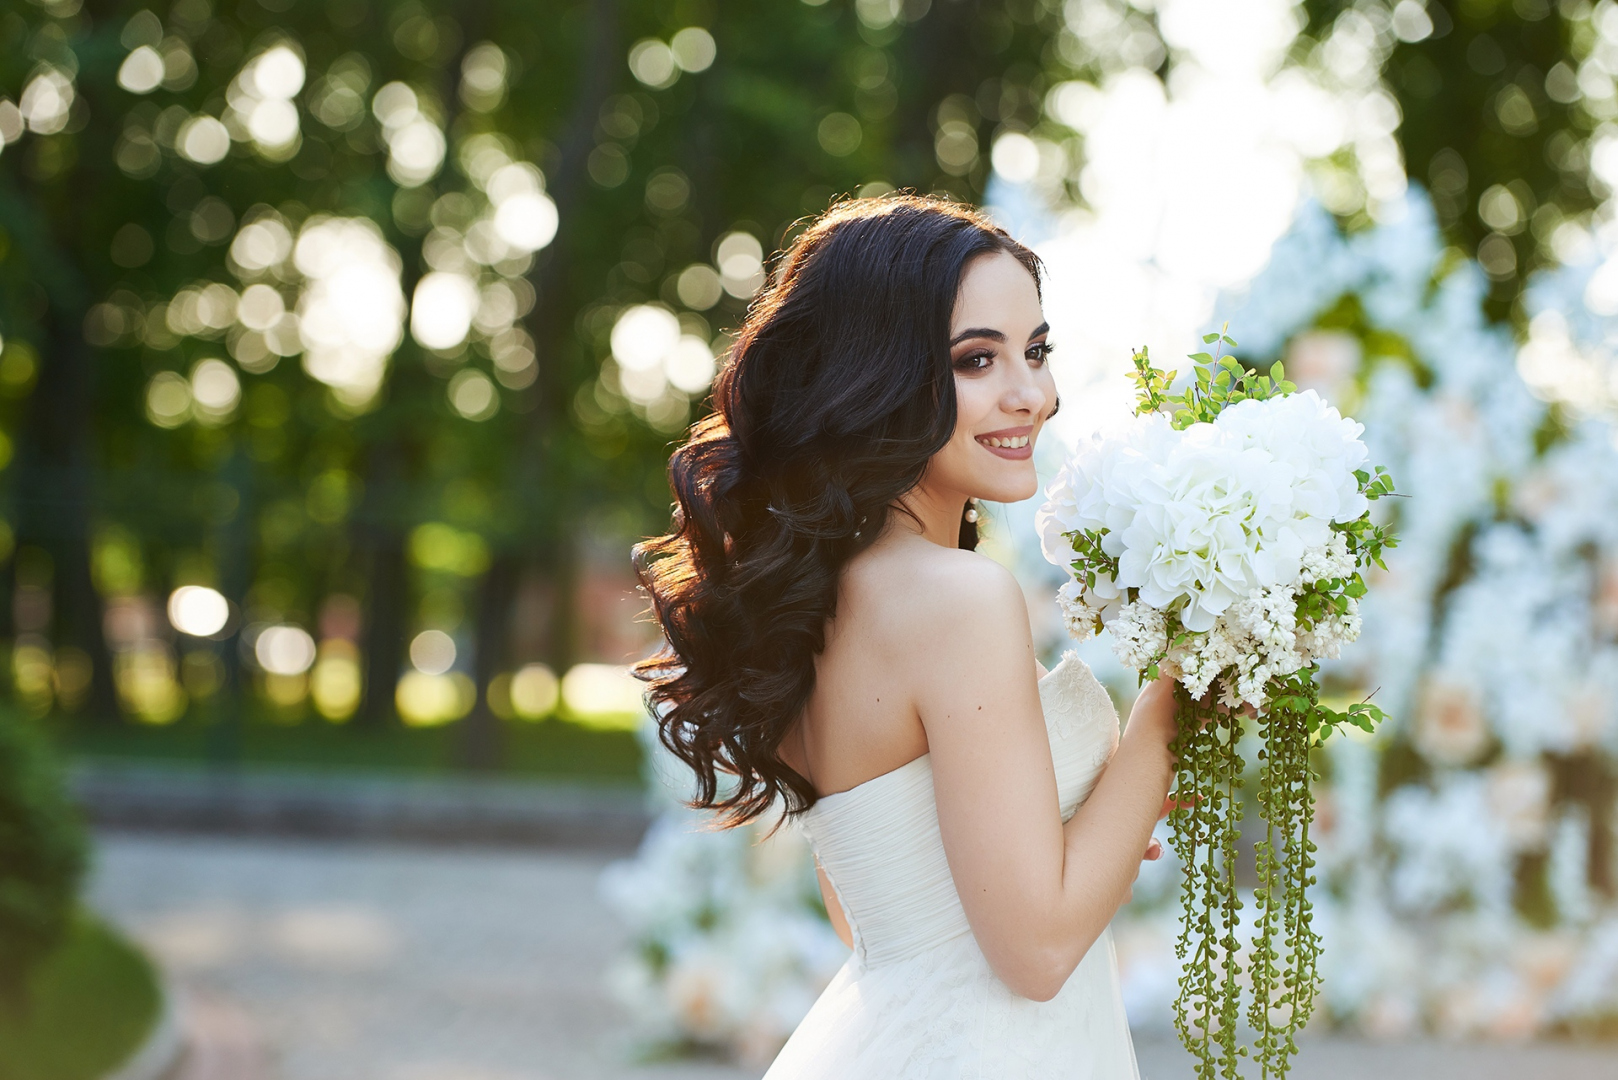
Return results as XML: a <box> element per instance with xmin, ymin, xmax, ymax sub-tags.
<box><xmin>1037</xmin><ymin>332</ymin><xmax>1396</xmax><ymax>1079</ymax></box>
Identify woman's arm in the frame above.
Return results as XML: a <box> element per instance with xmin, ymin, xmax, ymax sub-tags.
<box><xmin>906</xmin><ymin>554</ymin><xmax>1176</xmax><ymax>1002</ymax></box>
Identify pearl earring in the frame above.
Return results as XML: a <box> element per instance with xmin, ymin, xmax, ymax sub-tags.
<box><xmin>964</xmin><ymin>501</ymin><xmax>980</xmax><ymax>524</ymax></box>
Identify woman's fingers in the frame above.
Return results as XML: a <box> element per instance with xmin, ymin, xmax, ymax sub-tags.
<box><xmin>1143</xmin><ymin>838</ymin><xmax>1163</xmax><ymax>861</ymax></box>
<box><xmin>1162</xmin><ymin>794</ymin><xmax>1201</xmax><ymax>814</ymax></box>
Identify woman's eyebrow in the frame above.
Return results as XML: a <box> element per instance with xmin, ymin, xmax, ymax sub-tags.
<box><xmin>1028</xmin><ymin>321</ymin><xmax>1050</xmax><ymax>340</ymax></box>
<box><xmin>949</xmin><ymin>327</ymin><xmax>1005</xmax><ymax>346</ymax></box>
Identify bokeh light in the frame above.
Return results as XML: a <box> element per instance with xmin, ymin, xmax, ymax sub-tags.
<box><xmin>20</xmin><ymin>68</ymin><xmax>73</xmax><ymax>134</ymax></box>
<box><xmin>817</xmin><ymin>112</ymin><xmax>862</xmax><ymax>157</ymax></box>
<box><xmin>255</xmin><ymin>625</ymin><xmax>318</xmax><ymax>676</ymax></box>
<box><xmin>447</xmin><ymin>369</ymin><xmax>498</xmax><ymax>420</ymax></box>
<box><xmin>373</xmin><ymin>81</ymin><xmax>446</xmax><ymax>187</ymax></box>
<box><xmin>116</xmin><ymin>645</ymin><xmax>186</xmax><ymax>725</ymax></box>
<box><xmin>560</xmin><ymin>663</ymin><xmax>644</xmax><ymax>729</ymax></box>
<box><xmin>508</xmin><ymin>663</ymin><xmax>559</xmax><ymax>719</ymax></box>
<box><xmin>166</xmin><ymin>586</ymin><xmax>229</xmax><ymax>638</ymax></box>
<box><xmin>675</xmin><ymin>265</ymin><xmax>723</xmax><ymax>310</ymax></box>
<box><xmin>611</xmin><ymin>304</ymin><xmax>681</xmax><ymax>372</ymax></box>
<box><xmin>411</xmin><ymin>272</ymin><xmax>479</xmax><ymax>351</ymax></box>
<box><xmin>408</xmin><ymin>522</ymin><xmax>489</xmax><ymax>576</ymax></box>
<box><xmin>189</xmin><ymin>359</ymin><xmax>241</xmax><ymax>423</ymax></box>
<box><xmin>117</xmin><ymin>47</ymin><xmax>164</xmax><ymax>94</ymax></box>
<box><xmin>460</xmin><ymin>42</ymin><xmax>509</xmax><ymax>112</ymax></box>
<box><xmin>990</xmin><ymin>132</ymin><xmax>1040</xmax><ymax>184</ymax></box>
<box><xmin>408</xmin><ymin>629</ymin><xmax>457</xmax><ymax>675</ymax></box>
<box><xmin>145</xmin><ymin>372</ymin><xmax>191</xmax><ymax>428</ymax></box>
<box><xmin>628</xmin><ymin>39</ymin><xmax>678</xmax><ymax>89</ymax></box>
<box><xmin>229</xmin><ymin>217</ymin><xmax>294</xmax><ymax>275</ymax></box>
<box><xmin>310</xmin><ymin>639</ymin><xmax>362</xmax><ymax>721</ymax></box>
<box><xmin>716</xmin><ymin>231</ymin><xmax>765</xmax><ymax>298</ymax></box>
<box><xmin>294</xmin><ymin>217</ymin><xmax>406</xmax><ymax>407</ymax></box>
<box><xmin>492</xmin><ymin>189</ymin><xmax>559</xmax><ymax>253</ymax></box>
<box><xmin>665</xmin><ymin>336</ymin><xmax>718</xmax><ymax>395</ymax></box>
<box><xmin>395</xmin><ymin>670</ymin><xmax>475</xmax><ymax>726</ymax></box>
<box><xmin>178</xmin><ymin>115</ymin><xmax>231</xmax><ymax>164</ymax></box>
<box><xmin>670</xmin><ymin>28</ymin><xmax>716</xmax><ymax>73</ymax></box>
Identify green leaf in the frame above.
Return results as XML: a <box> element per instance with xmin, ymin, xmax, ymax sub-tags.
<box><xmin>1202</xmin><ymin>332</ymin><xmax>1221</xmax><ymax>344</ymax></box>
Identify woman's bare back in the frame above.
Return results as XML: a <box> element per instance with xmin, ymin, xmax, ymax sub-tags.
<box><xmin>780</xmin><ymin>534</ymin><xmax>990</xmax><ymax>798</ymax></box>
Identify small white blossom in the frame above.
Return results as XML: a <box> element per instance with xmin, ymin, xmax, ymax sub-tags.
<box><xmin>1110</xmin><ymin>601</ymin><xmax>1168</xmax><ymax>671</ymax></box>
<box><xmin>1297</xmin><ymin>597</ymin><xmax>1362</xmax><ymax>661</ymax></box>
<box><xmin>1056</xmin><ymin>579</ymin><xmax>1104</xmax><ymax>642</ymax></box>
<box><xmin>1300</xmin><ymin>532</ymin><xmax>1356</xmax><ymax>585</ymax></box>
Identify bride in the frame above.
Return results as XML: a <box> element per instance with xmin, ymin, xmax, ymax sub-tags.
<box><xmin>635</xmin><ymin>194</ymin><xmax>1177</xmax><ymax>1078</ymax></box>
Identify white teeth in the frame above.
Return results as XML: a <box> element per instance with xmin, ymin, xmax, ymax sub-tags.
<box><xmin>981</xmin><ymin>435</ymin><xmax>1028</xmax><ymax>449</ymax></box>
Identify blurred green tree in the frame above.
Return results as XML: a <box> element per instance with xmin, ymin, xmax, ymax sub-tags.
<box><xmin>0</xmin><ymin>0</ymin><xmax>1066</xmax><ymax>764</ymax></box>
<box><xmin>1305</xmin><ymin>0</ymin><xmax>1597</xmax><ymax>321</ymax></box>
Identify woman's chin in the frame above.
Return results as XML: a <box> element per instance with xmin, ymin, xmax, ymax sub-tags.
<box><xmin>974</xmin><ymin>475</ymin><xmax>1039</xmax><ymax>506</ymax></box>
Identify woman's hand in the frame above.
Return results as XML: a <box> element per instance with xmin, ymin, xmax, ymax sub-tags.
<box><xmin>1141</xmin><ymin>796</ymin><xmax>1174</xmax><ymax>862</ymax></box>
<box><xmin>1126</xmin><ymin>673</ymin><xmax>1179</xmax><ymax>749</ymax></box>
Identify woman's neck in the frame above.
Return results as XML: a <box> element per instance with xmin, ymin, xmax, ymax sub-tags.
<box><xmin>888</xmin><ymin>483</ymin><xmax>967</xmax><ymax>548</ymax></box>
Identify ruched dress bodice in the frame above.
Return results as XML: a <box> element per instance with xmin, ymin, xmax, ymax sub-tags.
<box><xmin>763</xmin><ymin>653</ymin><xmax>1141</xmax><ymax>1079</ymax></box>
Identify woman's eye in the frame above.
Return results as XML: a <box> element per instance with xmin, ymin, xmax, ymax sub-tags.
<box><xmin>1027</xmin><ymin>342</ymin><xmax>1055</xmax><ymax>365</ymax></box>
<box><xmin>954</xmin><ymin>351</ymin><xmax>993</xmax><ymax>372</ymax></box>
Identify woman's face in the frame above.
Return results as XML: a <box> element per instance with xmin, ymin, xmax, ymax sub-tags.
<box><xmin>924</xmin><ymin>250</ymin><xmax>1057</xmax><ymax>505</ymax></box>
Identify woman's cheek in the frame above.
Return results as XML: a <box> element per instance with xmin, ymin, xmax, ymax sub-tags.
<box><xmin>953</xmin><ymin>378</ymin><xmax>994</xmax><ymax>428</ymax></box>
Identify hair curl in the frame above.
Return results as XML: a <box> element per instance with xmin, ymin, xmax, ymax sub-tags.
<box><xmin>634</xmin><ymin>195</ymin><xmax>1041</xmax><ymax>825</ymax></box>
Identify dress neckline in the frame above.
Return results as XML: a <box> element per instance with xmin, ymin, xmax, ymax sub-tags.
<box><xmin>809</xmin><ymin>658</ymin><xmax>1070</xmax><ymax>808</ymax></box>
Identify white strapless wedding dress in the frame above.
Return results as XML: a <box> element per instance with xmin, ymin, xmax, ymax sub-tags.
<box><xmin>763</xmin><ymin>653</ymin><xmax>1141</xmax><ymax>1079</ymax></box>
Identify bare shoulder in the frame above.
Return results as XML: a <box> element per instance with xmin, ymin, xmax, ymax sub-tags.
<box><xmin>840</xmin><ymin>541</ymin><xmax>1029</xmax><ymax>651</ymax></box>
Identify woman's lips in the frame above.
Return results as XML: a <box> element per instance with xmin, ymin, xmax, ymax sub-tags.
<box><xmin>976</xmin><ymin>428</ymin><xmax>1032</xmax><ymax>460</ymax></box>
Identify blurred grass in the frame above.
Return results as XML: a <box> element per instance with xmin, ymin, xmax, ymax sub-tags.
<box><xmin>0</xmin><ymin>913</ymin><xmax>160</xmax><ymax>1080</ymax></box>
<box><xmin>50</xmin><ymin>714</ymin><xmax>643</xmax><ymax>784</ymax></box>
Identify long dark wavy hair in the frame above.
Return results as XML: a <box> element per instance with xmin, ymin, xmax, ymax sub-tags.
<box><xmin>633</xmin><ymin>194</ymin><xmax>1042</xmax><ymax>826</ymax></box>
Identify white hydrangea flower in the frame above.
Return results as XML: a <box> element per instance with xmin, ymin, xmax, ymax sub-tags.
<box><xmin>1037</xmin><ymin>412</ymin><xmax>1179</xmax><ymax>564</ymax></box>
<box><xmin>1042</xmin><ymin>398</ymin><xmax>1371</xmax><ymax>636</ymax></box>
<box><xmin>1215</xmin><ymin>389</ymin><xmax>1371</xmax><ymax>524</ymax></box>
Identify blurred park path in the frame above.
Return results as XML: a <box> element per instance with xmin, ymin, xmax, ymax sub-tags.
<box><xmin>89</xmin><ymin>832</ymin><xmax>755</xmax><ymax>1080</ymax></box>
<box><xmin>88</xmin><ymin>831</ymin><xmax>1617</xmax><ymax>1080</ymax></box>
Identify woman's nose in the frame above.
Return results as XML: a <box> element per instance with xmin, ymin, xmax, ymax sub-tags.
<box><xmin>1003</xmin><ymin>370</ymin><xmax>1047</xmax><ymax>414</ymax></box>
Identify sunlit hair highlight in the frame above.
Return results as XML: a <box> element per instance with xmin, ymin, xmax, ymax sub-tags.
<box><xmin>633</xmin><ymin>194</ymin><xmax>1041</xmax><ymax>826</ymax></box>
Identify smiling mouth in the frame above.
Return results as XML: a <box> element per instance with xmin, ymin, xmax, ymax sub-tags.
<box><xmin>976</xmin><ymin>428</ymin><xmax>1033</xmax><ymax>459</ymax></box>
